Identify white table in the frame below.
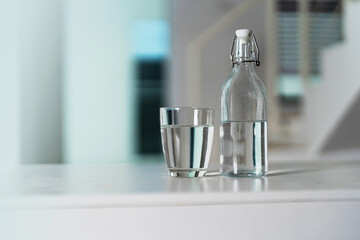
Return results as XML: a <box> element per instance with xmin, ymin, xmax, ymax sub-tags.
<box><xmin>1</xmin><ymin>160</ymin><xmax>360</xmax><ymax>240</ymax></box>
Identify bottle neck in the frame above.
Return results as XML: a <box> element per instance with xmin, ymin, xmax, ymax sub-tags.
<box><xmin>232</xmin><ymin>61</ymin><xmax>256</xmax><ymax>71</ymax></box>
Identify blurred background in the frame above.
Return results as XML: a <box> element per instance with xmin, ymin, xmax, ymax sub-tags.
<box><xmin>0</xmin><ymin>0</ymin><xmax>359</xmax><ymax>168</ymax></box>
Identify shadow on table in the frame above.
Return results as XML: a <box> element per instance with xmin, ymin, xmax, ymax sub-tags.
<box><xmin>267</xmin><ymin>159</ymin><xmax>360</xmax><ymax>177</ymax></box>
<box><xmin>267</xmin><ymin>168</ymin><xmax>317</xmax><ymax>177</ymax></box>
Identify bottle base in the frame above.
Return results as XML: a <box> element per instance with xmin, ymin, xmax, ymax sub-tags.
<box><xmin>168</xmin><ymin>168</ymin><xmax>207</xmax><ymax>178</ymax></box>
<box><xmin>222</xmin><ymin>170</ymin><xmax>267</xmax><ymax>178</ymax></box>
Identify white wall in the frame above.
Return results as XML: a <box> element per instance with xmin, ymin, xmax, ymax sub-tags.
<box><xmin>63</xmin><ymin>0</ymin><xmax>134</xmax><ymax>163</ymax></box>
<box><xmin>19</xmin><ymin>0</ymin><xmax>63</xmax><ymax>164</ymax></box>
<box><xmin>0</xmin><ymin>0</ymin><xmax>21</xmax><ymax>167</ymax></box>
<box><xmin>0</xmin><ymin>0</ymin><xmax>63</xmax><ymax>165</ymax></box>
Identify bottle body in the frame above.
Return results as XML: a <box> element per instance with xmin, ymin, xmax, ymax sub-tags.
<box><xmin>220</xmin><ymin>31</ymin><xmax>268</xmax><ymax>177</ymax></box>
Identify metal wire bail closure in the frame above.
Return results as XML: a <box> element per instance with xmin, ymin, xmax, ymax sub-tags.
<box><xmin>252</xmin><ymin>33</ymin><xmax>261</xmax><ymax>66</ymax></box>
<box><xmin>230</xmin><ymin>35</ymin><xmax>237</xmax><ymax>64</ymax></box>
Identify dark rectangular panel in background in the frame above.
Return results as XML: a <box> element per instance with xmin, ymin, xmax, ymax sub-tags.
<box><xmin>136</xmin><ymin>59</ymin><xmax>165</xmax><ymax>154</ymax></box>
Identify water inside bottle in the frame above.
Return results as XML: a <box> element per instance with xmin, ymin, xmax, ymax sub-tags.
<box><xmin>220</xmin><ymin>120</ymin><xmax>267</xmax><ymax>177</ymax></box>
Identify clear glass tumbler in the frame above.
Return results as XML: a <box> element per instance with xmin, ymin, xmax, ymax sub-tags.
<box><xmin>160</xmin><ymin>107</ymin><xmax>214</xmax><ymax>177</ymax></box>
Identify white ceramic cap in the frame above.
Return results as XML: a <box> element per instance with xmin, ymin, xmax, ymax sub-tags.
<box><xmin>235</xmin><ymin>29</ymin><xmax>252</xmax><ymax>38</ymax></box>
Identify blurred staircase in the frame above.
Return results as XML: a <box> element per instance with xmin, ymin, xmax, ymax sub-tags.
<box><xmin>306</xmin><ymin>0</ymin><xmax>360</xmax><ymax>154</ymax></box>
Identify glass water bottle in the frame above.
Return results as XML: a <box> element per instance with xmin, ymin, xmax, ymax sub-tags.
<box><xmin>220</xmin><ymin>29</ymin><xmax>268</xmax><ymax>177</ymax></box>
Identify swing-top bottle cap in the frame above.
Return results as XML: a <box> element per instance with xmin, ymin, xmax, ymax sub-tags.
<box><xmin>231</xmin><ymin>29</ymin><xmax>260</xmax><ymax>66</ymax></box>
<box><xmin>235</xmin><ymin>29</ymin><xmax>252</xmax><ymax>39</ymax></box>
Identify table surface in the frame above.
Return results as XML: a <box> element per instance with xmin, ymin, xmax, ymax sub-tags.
<box><xmin>1</xmin><ymin>159</ymin><xmax>360</xmax><ymax>209</ymax></box>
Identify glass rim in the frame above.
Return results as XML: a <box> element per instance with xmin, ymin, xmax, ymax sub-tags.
<box><xmin>160</xmin><ymin>106</ymin><xmax>214</xmax><ymax>127</ymax></box>
<box><xmin>160</xmin><ymin>106</ymin><xmax>214</xmax><ymax>111</ymax></box>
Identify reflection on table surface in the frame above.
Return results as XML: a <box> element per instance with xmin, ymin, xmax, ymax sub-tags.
<box><xmin>1</xmin><ymin>160</ymin><xmax>360</xmax><ymax>197</ymax></box>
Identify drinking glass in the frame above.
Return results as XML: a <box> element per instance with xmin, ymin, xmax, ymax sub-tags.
<box><xmin>160</xmin><ymin>107</ymin><xmax>214</xmax><ymax>177</ymax></box>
